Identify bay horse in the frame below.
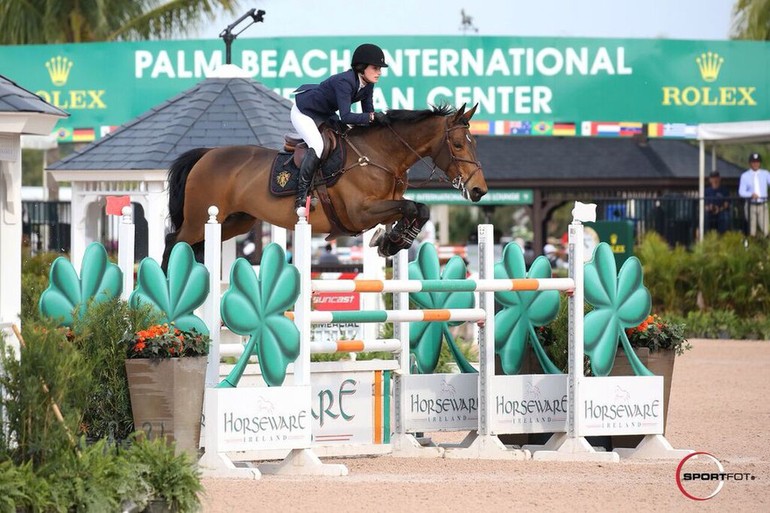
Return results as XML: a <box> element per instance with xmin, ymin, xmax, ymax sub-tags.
<box><xmin>161</xmin><ymin>103</ymin><xmax>488</xmax><ymax>270</ymax></box>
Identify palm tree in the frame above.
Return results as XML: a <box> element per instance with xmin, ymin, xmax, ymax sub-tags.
<box><xmin>731</xmin><ymin>0</ymin><xmax>770</xmax><ymax>40</ymax></box>
<box><xmin>0</xmin><ymin>0</ymin><xmax>239</xmax><ymax>44</ymax></box>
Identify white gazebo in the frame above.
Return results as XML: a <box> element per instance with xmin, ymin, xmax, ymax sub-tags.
<box><xmin>0</xmin><ymin>75</ymin><xmax>67</xmax><ymax>350</ymax></box>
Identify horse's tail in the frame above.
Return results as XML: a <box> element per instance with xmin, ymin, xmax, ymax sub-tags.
<box><xmin>167</xmin><ymin>148</ymin><xmax>211</xmax><ymax>231</ymax></box>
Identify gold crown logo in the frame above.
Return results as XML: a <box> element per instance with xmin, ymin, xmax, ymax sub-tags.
<box><xmin>45</xmin><ymin>56</ymin><xmax>73</xmax><ymax>86</ymax></box>
<box><xmin>696</xmin><ymin>52</ymin><xmax>723</xmax><ymax>82</ymax></box>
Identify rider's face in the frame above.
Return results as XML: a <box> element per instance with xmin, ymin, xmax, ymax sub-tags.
<box><xmin>362</xmin><ymin>65</ymin><xmax>382</xmax><ymax>84</ymax></box>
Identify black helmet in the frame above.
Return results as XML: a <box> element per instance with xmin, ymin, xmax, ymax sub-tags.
<box><xmin>351</xmin><ymin>44</ymin><xmax>388</xmax><ymax>68</ymax></box>
<box><xmin>749</xmin><ymin>152</ymin><xmax>762</xmax><ymax>162</ymax></box>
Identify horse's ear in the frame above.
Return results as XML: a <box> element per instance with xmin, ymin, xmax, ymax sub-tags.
<box><xmin>461</xmin><ymin>103</ymin><xmax>479</xmax><ymax>122</ymax></box>
<box><xmin>452</xmin><ymin>103</ymin><xmax>467</xmax><ymax>125</ymax></box>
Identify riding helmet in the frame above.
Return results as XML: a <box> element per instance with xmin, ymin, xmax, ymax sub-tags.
<box><xmin>749</xmin><ymin>152</ymin><xmax>762</xmax><ymax>162</ymax></box>
<box><xmin>351</xmin><ymin>43</ymin><xmax>388</xmax><ymax>68</ymax></box>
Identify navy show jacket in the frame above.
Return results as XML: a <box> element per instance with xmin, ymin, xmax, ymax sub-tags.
<box><xmin>294</xmin><ymin>69</ymin><xmax>374</xmax><ymax>126</ymax></box>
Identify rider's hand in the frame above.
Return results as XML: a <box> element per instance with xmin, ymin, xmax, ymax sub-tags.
<box><xmin>372</xmin><ymin>112</ymin><xmax>390</xmax><ymax>125</ymax></box>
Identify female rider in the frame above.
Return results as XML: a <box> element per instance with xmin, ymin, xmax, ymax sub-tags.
<box><xmin>291</xmin><ymin>43</ymin><xmax>389</xmax><ymax>210</ymax></box>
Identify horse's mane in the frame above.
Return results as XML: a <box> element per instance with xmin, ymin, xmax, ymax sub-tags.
<box><xmin>383</xmin><ymin>104</ymin><xmax>456</xmax><ymax>124</ymax></box>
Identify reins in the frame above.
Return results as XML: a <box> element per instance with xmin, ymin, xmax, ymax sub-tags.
<box><xmin>336</xmin><ymin>116</ymin><xmax>480</xmax><ymax>196</ymax></box>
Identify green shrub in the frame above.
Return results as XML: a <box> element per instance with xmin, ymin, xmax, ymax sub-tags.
<box><xmin>40</xmin><ymin>439</ymin><xmax>149</xmax><ymax>513</ymax></box>
<box><xmin>0</xmin><ymin>320</ymin><xmax>91</xmax><ymax>466</ymax></box>
<box><xmin>636</xmin><ymin>231</ymin><xmax>697</xmax><ymax>314</ymax></box>
<box><xmin>20</xmin><ymin>251</ymin><xmax>60</xmax><ymax>323</ymax></box>
<box><xmin>125</xmin><ymin>437</ymin><xmax>203</xmax><ymax>512</ymax></box>
<box><xmin>69</xmin><ymin>298</ymin><xmax>161</xmax><ymax>441</ymax></box>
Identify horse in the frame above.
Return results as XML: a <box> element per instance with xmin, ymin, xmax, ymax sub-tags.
<box><xmin>161</xmin><ymin>103</ymin><xmax>488</xmax><ymax>270</ymax></box>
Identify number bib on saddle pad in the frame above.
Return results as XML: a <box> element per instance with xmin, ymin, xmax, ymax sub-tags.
<box><xmin>269</xmin><ymin>142</ymin><xmax>347</xmax><ymax>197</ymax></box>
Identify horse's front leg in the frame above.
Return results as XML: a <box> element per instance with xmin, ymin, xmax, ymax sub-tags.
<box><xmin>366</xmin><ymin>200</ymin><xmax>431</xmax><ymax>257</ymax></box>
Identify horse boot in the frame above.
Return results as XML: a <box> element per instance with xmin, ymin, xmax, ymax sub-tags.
<box><xmin>295</xmin><ymin>148</ymin><xmax>320</xmax><ymax>211</ymax></box>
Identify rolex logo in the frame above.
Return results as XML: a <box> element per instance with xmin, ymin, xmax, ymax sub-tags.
<box><xmin>696</xmin><ymin>52</ymin><xmax>723</xmax><ymax>82</ymax></box>
<box><xmin>45</xmin><ymin>56</ymin><xmax>73</xmax><ymax>86</ymax></box>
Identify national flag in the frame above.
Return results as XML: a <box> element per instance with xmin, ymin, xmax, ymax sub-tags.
<box><xmin>469</xmin><ymin>121</ymin><xmax>491</xmax><ymax>135</ymax></box>
<box><xmin>581</xmin><ymin>121</ymin><xmax>593</xmax><ymax>136</ymax></box>
<box><xmin>595</xmin><ymin>122</ymin><xmax>621</xmax><ymax>136</ymax></box>
<box><xmin>100</xmin><ymin>125</ymin><xmax>119</xmax><ymax>138</ymax></box>
<box><xmin>553</xmin><ymin>122</ymin><xmax>576</xmax><ymax>136</ymax></box>
<box><xmin>662</xmin><ymin>123</ymin><xmax>697</xmax><ymax>138</ymax></box>
<box><xmin>532</xmin><ymin>121</ymin><xmax>553</xmax><ymax>136</ymax></box>
<box><xmin>619</xmin><ymin>122</ymin><xmax>643</xmax><ymax>136</ymax></box>
<box><xmin>105</xmin><ymin>196</ymin><xmax>131</xmax><ymax>216</ymax></box>
<box><xmin>493</xmin><ymin>121</ymin><xmax>511</xmax><ymax>135</ymax></box>
<box><xmin>56</xmin><ymin>127</ymin><xmax>73</xmax><ymax>142</ymax></box>
<box><xmin>73</xmin><ymin>127</ymin><xmax>95</xmax><ymax>142</ymax></box>
<box><xmin>509</xmin><ymin>121</ymin><xmax>532</xmax><ymax>135</ymax></box>
<box><xmin>646</xmin><ymin>123</ymin><xmax>664</xmax><ymax>137</ymax></box>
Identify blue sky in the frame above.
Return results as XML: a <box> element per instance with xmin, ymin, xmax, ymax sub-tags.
<box><xmin>191</xmin><ymin>0</ymin><xmax>737</xmax><ymax>41</ymax></box>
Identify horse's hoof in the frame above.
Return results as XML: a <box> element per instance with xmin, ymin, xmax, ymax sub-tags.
<box><xmin>368</xmin><ymin>227</ymin><xmax>385</xmax><ymax>248</ymax></box>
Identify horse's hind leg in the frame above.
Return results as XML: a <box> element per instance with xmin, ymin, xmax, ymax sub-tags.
<box><xmin>373</xmin><ymin>201</ymin><xmax>431</xmax><ymax>257</ymax></box>
<box><xmin>161</xmin><ymin>232</ymin><xmax>178</xmax><ymax>272</ymax></box>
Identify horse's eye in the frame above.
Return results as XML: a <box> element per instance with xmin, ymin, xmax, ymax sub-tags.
<box><xmin>454</xmin><ymin>142</ymin><xmax>463</xmax><ymax>149</ymax></box>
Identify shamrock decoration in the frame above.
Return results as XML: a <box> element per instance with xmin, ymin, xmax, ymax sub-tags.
<box><xmin>129</xmin><ymin>243</ymin><xmax>209</xmax><ymax>334</ymax></box>
<box><xmin>220</xmin><ymin>243</ymin><xmax>300</xmax><ymax>387</ymax></box>
<box><xmin>584</xmin><ymin>242</ymin><xmax>652</xmax><ymax>376</ymax></box>
<box><xmin>494</xmin><ymin>243</ymin><xmax>561</xmax><ymax>374</ymax></box>
<box><xmin>39</xmin><ymin>242</ymin><xmax>122</xmax><ymax>326</ymax></box>
<box><xmin>408</xmin><ymin>243</ymin><xmax>476</xmax><ymax>374</ymax></box>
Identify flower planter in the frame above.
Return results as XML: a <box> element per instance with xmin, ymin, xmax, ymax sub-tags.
<box><xmin>125</xmin><ymin>357</ymin><xmax>207</xmax><ymax>455</ymax></box>
<box><xmin>609</xmin><ymin>346</ymin><xmax>676</xmax><ymax>449</ymax></box>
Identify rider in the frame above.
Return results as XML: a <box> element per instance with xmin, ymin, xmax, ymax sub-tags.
<box><xmin>291</xmin><ymin>43</ymin><xmax>390</xmax><ymax>210</ymax></box>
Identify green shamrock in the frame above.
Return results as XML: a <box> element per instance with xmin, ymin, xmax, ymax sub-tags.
<box><xmin>408</xmin><ymin>243</ymin><xmax>477</xmax><ymax>374</ymax></box>
<box><xmin>584</xmin><ymin>242</ymin><xmax>652</xmax><ymax>376</ymax></box>
<box><xmin>220</xmin><ymin>243</ymin><xmax>300</xmax><ymax>387</ymax></box>
<box><xmin>494</xmin><ymin>243</ymin><xmax>561</xmax><ymax>374</ymax></box>
<box><xmin>129</xmin><ymin>243</ymin><xmax>209</xmax><ymax>334</ymax></box>
<box><xmin>39</xmin><ymin>242</ymin><xmax>122</xmax><ymax>326</ymax></box>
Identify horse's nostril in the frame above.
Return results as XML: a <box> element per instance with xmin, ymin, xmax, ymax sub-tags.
<box><xmin>472</xmin><ymin>187</ymin><xmax>486</xmax><ymax>200</ymax></box>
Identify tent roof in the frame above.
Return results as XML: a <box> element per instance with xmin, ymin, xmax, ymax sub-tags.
<box><xmin>696</xmin><ymin>120</ymin><xmax>770</xmax><ymax>143</ymax></box>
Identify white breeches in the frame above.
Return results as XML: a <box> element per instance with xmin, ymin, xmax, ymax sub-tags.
<box><xmin>291</xmin><ymin>104</ymin><xmax>324</xmax><ymax>155</ymax></box>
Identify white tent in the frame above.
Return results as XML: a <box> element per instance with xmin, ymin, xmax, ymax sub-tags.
<box><xmin>696</xmin><ymin>121</ymin><xmax>770</xmax><ymax>239</ymax></box>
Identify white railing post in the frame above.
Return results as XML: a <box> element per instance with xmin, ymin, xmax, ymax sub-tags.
<box><xmin>477</xmin><ymin>224</ymin><xmax>495</xmax><ymax>436</ymax></box>
<box><xmin>294</xmin><ymin>210</ymin><xmax>312</xmax><ymax>386</ymax></box>
<box><xmin>118</xmin><ymin>206</ymin><xmax>135</xmax><ymax>301</ymax></box>
<box><xmin>203</xmin><ymin>206</ymin><xmax>222</xmax><ymax>389</ymax></box>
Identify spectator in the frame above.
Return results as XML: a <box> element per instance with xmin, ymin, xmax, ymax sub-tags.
<box><xmin>318</xmin><ymin>243</ymin><xmax>340</xmax><ymax>265</ymax></box>
<box><xmin>704</xmin><ymin>170</ymin><xmax>730</xmax><ymax>234</ymax></box>
<box><xmin>544</xmin><ymin>243</ymin><xmax>568</xmax><ymax>270</ymax></box>
<box><xmin>738</xmin><ymin>152</ymin><xmax>770</xmax><ymax>236</ymax></box>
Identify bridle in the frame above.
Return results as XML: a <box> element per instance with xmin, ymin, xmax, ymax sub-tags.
<box><xmin>437</xmin><ymin>120</ymin><xmax>483</xmax><ymax>199</ymax></box>
<box><xmin>339</xmin><ymin>115</ymin><xmax>482</xmax><ymax>199</ymax></box>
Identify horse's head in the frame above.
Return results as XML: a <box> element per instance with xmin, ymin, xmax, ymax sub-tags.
<box><xmin>434</xmin><ymin>103</ymin><xmax>488</xmax><ymax>202</ymax></box>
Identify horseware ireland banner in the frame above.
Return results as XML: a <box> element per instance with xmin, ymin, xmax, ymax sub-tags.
<box><xmin>1</xmin><ymin>36</ymin><xmax>768</xmax><ymax>142</ymax></box>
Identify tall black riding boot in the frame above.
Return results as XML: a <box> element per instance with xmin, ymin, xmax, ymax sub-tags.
<box><xmin>295</xmin><ymin>148</ymin><xmax>320</xmax><ymax>210</ymax></box>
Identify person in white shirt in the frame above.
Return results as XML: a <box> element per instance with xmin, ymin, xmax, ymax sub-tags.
<box><xmin>738</xmin><ymin>152</ymin><xmax>770</xmax><ymax>236</ymax></box>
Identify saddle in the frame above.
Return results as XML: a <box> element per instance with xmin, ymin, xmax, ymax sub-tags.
<box><xmin>283</xmin><ymin>128</ymin><xmax>337</xmax><ymax>166</ymax></box>
<box><xmin>270</xmin><ymin>127</ymin><xmax>345</xmax><ymax>195</ymax></box>
<box><xmin>269</xmin><ymin>126</ymin><xmax>358</xmax><ymax>239</ymax></box>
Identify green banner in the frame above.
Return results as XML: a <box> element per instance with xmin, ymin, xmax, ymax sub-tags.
<box><xmin>1</xmin><ymin>36</ymin><xmax>768</xmax><ymax>142</ymax></box>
